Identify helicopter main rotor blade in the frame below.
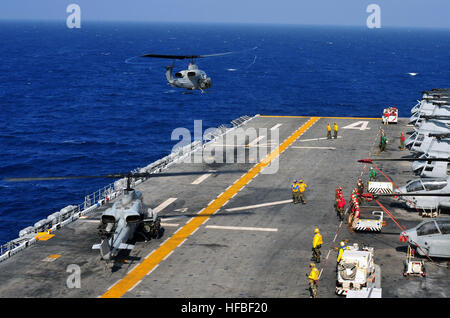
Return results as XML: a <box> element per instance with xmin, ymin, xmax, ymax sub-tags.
<box><xmin>141</xmin><ymin>52</ymin><xmax>234</xmax><ymax>60</ymax></box>
<box><xmin>3</xmin><ymin>175</ymin><xmax>119</xmax><ymax>182</ymax></box>
<box><xmin>141</xmin><ymin>54</ymin><xmax>202</xmax><ymax>60</ymax></box>
<box><xmin>3</xmin><ymin>170</ymin><xmax>245</xmax><ymax>182</ymax></box>
<box><xmin>358</xmin><ymin>158</ymin><xmax>450</xmax><ymax>164</ymax></box>
<box><xmin>364</xmin><ymin>192</ymin><xmax>450</xmax><ymax>197</ymax></box>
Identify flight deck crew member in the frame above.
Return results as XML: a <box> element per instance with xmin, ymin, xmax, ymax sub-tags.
<box><xmin>400</xmin><ymin>131</ymin><xmax>405</xmax><ymax>151</ymax></box>
<box><xmin>369</xmin><ymin>167</ymin><xmax>376</xmax><ymax>181</ymax></box>
<box><xmin>291</xmin><ymin>180</ymin><xmax>300</xmax><ymax>204</ymax></box>
<box><xmin>334</xmin><ymin>186</ymin><xmax>342</xmax><ymax>211</ymax></box>
<box><xmin>312</xmin><ymin>228</ymin><xmax>323</xmax><ymax>263</ymax></box>
<box><xmin>337</xmin><ymin>241</ymin><xmax>348</xmax><ymax>265</ymax></box>
<box><xmin>298</xmin><ymin>180</ymin><xmax>307</xmax><ymax>204</ymax></box>
<box><xmin>357</xmin><ymin>178</ymin><xmax>364</xmax><ymax>203</ymax></box>
<box><xmin>306</xmin><ymin>263</ymin><xmax>320</xmax><ymax>298</ymax></box>
<box><xmin>327</xmin><ymin>123</ymin><xmax>332</xmax><ymax>139</ymax></box>
<box><xmin>380</xmin><ymin>135</ymin><xmax>387</xmax><ymax>152</ymax></box>
<box><xmin>333</xmin><ymin>122</ymin><xmax>338</xmax><ymax>139</ymax></box>
<box><xmin>337</xmin><ymin>194</ymin><xmax>346</xmax><ymax>220</ymax></box>
<box><xmin>383</xmin><ymin>110</ymin><xmax>390</xmax><ymax>125</ymax></box>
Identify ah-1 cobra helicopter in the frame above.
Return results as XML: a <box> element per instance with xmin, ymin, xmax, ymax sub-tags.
<box><xmin>5</xmin><ymin>172</ymin><xmax>166</xmax><ymax>261</ymax></box>
<box><xmin>141</xmin><ymin>52</ymin><xmax>233</xmax><ymax>92</ymax></box>
<box><xmin>5</xmin><ymin>169</ymin><xmax>239</xmax><ymax>262</ymax></box>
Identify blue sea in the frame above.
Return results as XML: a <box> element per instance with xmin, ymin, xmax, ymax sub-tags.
<box><xmin>0</xmin><ymin>21</ymin><xmax>450</xmax><ymax>245</ymax></box>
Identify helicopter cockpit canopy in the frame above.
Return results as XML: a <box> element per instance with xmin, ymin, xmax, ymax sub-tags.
<box><xmin>406</xmin><ymin>178</ymin><xmax>447</xmax><ymax>192</ymax></box>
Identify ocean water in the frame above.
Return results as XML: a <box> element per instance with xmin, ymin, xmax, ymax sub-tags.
<box><xmin>0</xmin><ymin>21</ymin><xmax>449</xmax><ymax>245</ymax></box>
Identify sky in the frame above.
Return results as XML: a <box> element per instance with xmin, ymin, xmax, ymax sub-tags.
<box><xmin>0</xmin><ymin>0</ymin><xmax>449</xmax><ymax>28</ymax></box>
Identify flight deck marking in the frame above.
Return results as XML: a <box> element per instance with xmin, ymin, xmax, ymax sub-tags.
<box><xmin>270</xmin><ymin>123</ymin><xmax>282</xmax><ymax>130</ymax></box>
<box><xmin>260</xmin><ymin>115</ymin><xmax>381</xmax><ymax>120</ymax></box>
<box><xmin>191</xmin><ymin>170</ymin><xmax>216</xmax><ymax>185</ymax></box>
<box><xmin>153</xmin><ymin>198</ymin><xmax>177</xmax><ymax>213</ymax></box>
<box><xmin>42</xmin><ymin>254</ymin><xmax>61</xmax><ymax>262</ymax></box>
<box><xmin>298</xmin><ymin>136</ymin><xmax>342</xmax><ymax>142</ymax></box>
<box><xmin>290</xmin><ymin>146</ymin><xmax>336</xmax><ymax>150</ymax></box>
<box><xmin>342</xmin><ymin>121</ymin><xmax>370</xmax><ymax>130</ymax></box>
<box><xmin>205</xmin><ymin>225</ymin><xmax>278</xmax><ymax>232</ymax></box>
<box><xmin>225</xmin><ymin>199</ymin><xmax>292</xmax><ymax>212</ymax></box>
<box><xmin>101</xmin><ymin>117</ymin><xmax>319</xmax><ymax>298</ymax></box>
<box><xmin>160</xmin><ymin>223</ymin><xmax>179</xmax><ymax>227</ymax></box>
<box><xmin>35</xmin><ymin>232</ymin><xmax>54</xmax><ymax>241</ymax></box>
<box><xmin>128</xmin><ymin>280</ymin><xmax>142</xmax><ymax>292</ymax></box>
<box><xmin>247</xmin><ymin>135</ymin><xmax>265</xmax><ymax>147</ymax></box>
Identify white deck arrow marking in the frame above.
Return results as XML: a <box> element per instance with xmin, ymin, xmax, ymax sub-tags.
<box><xmin>153</xmin><ymin>198</ymin><xmax>177</xmax><ymax>213</ymax></box>
<box><xmin>225</xmin><ymin>199</ymin><xmax>292</xmax><ymax>212</ymax></box>
<box><xmin>205</xmin><ymin>225</ymin><xmax>278</xmax><ymax>232</ymax></box>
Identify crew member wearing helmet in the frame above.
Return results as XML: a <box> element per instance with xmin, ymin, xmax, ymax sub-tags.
<box><xmin>333</xmin><ymin>122</ymin><xmax>338</xmax><ymax>139</ymax></box>
<box><xmin>307</xmin><ymin>263</ymin><xmax>320</xmax><ymax>298</ymax></box>
<box><xmin>298</xmin><ymin>179</ymin><xmax>307</xmax><ymax>204</ymax></box>
<box><xmin>312</xmin><ymin>228</ymin><xmax>323</xmax><ymax>263</ymax></box>
<box><xmin>337</xmin><ymin>241</ymin><xmax>348</xmax><ymax>264</ymax></box>
<box><xmin>369</xmin><ymin>167</ymin><xmax>376</xmax><ymax>181</ymax></box>
<box><xmin>291</xmin><ymin>180</ymin><xmax>300</xmax><ymax>204</ymax></box>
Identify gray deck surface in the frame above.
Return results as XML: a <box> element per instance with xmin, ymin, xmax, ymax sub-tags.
<box><xmin>0</xmin><ymin>115</ymin><xmax>449</xmax><ymax>298</ymax></box>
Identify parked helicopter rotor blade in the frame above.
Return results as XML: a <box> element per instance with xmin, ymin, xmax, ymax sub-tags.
<box><xmin>358</xmin><ymin>158</ymin><xmax>450</xmax><ymax>164</ymax></box>
<box><xmin>363</xmin><ymin>192</ymin><xmax>450</xmax><ymax>198</ymax></box>
<box><xmin>3</xmin><ymin>170</ymin><xmax>245</xmax><ymax>182</ymax></box>
<box><xmin>3</xmin><ymin>176</ymin><xmax>116</xmax><ymax>182</ymax></box>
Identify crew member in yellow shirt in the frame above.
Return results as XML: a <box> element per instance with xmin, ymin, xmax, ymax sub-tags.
<box><xmin>291</xmin><ymin>180</ymin><xmax>300</xmax><ymax>204</ymax></box>
<box><xmin>327</xmin><ymin>123</ymin><xmax>332</xmax><ymax>139</ymax></box>
<box><xmin>306</xmin><ymin>263</ymin><xmax>320</xmax><ymax>298</ymax></box>
<box><xmin>333</xmin><ymin>122</ymin><xmax>338</xmax><ymax>139</ymax></box>
<box><xmin>298</xmin><ymin>179</ymin><xmax>307</xmax><ymax>204</ymax></box>
<box><xmin>312</xmin><ymin>228</ymin><xmax>323</xmax><ymax>263</ymax></box>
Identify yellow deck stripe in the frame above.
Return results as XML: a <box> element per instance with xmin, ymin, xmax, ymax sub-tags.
<box><xmin>260</xmin><ymin>115</ymin><xmax>381</xmax><ymax>120</ymax></box>
<box><xmin>101</xmin><ymin>117</ymin><xmax>320</xmax><ymax>298</ymax></box>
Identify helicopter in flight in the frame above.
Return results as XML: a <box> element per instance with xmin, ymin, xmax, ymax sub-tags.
<box><xmin>140</xmin><ymin>52</ymin><xmax>233</xmax><ymax>92</ymax></box>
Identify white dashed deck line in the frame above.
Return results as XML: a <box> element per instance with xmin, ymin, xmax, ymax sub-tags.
<box><xmin>205</xmin><ymin>225</ymin><xmax>278</xmax><ymax>232</ymax></box>
<box><xmin>160</xmin><ymin>223</ymin><xmax>179</xmax><ymax>227</ymax></box>
<box><xmin>153</xmin><ymin>198</ymin><xmax>177</xmax><ymax>213</ymax></box>
<box><xmin>290</xmin><ymin>146</ymin><xmax>336</xmax><ymax>150</ymax></box>
<box><xmin>191</xmin><ymin>173</ymin><xmax>213</xmax><ymax>185</ymax></box>
<box><xmin>225</xmin><ymin>200</ymin><xmax>292</xmax><ymax>212</ymax></box>
<box><xmin>298</xmin><ymin>136</ymin><xmax>342</xmax><ymax>142</ymax></box>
